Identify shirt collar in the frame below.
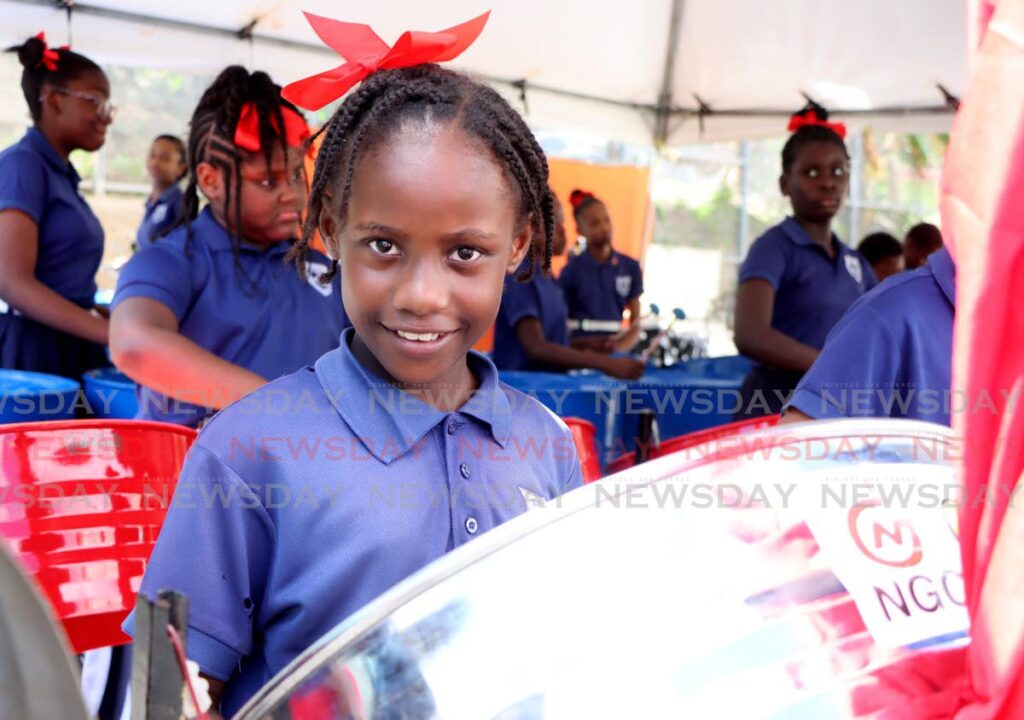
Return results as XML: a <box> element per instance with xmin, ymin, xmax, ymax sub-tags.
<box><xmin>24</xmin><ymin>128</ymin><xmax>80</xmax><ymax>186</ymax></box>
<box><xmin>147</xmin><ymin>184</ymin><xmax>183</xmax><ymax>209</ymax></box>
<box><xmin>781</xmin><ymin>216</ymin><xmax>848</xmax><ymax>253</ymax></box>
<box><xmin>927</xmin><ymin>247</ymin><xmax>956</xmax><ymax>307</ymax></box>
<box><xmin>315</xmin><ymin>327</ymin><xmax>511</xmax><ymax>464</ymax></box>
<box><xmin>194</xmin><ymin>206</ymin><xmax>292</xmax><ymax>256</ymax></box>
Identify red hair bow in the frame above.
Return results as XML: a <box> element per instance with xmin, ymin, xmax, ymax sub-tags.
<box><xmin>282</xmin><ymin>11</ymin><xmax>490</xmax><ymax>111</ymax></box>
<box><xmin>34</xmin><ymin>32</ymin><xmax>66</xmax><ymax>72</ymax></box>
<box><xmin>233</xmin><ymin>103</ymin><xmax>311</xmax><ymax>153</ymax></box>
<box><xmin>787</xmin><ymin>114</ymin><xmax>847</xmax><ymax>139</ymax></box>
<box><xmin>569</xmin><ymin>190</ymin><xmax>596</xmax><ymax>208</ymax></box>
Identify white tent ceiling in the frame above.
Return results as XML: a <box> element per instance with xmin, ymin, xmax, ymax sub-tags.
<box><xmin>0</xmin><ymin>0</ymin><xmax>967</xmax><ymax>145</ymax></box>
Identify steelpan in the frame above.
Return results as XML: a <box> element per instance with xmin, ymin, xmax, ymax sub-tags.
<box><xmin>236</xmin><ymin>419</ymin><xmax>969</xmax><ymax>719</ymax></box>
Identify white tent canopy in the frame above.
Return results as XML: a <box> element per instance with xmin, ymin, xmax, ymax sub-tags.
<box><xmin>0</xmin><ymin>0</ymin><xmax>966</xmax><ymax>144</ymax></box>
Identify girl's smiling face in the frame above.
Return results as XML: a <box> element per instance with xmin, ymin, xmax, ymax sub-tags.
<box><xmin>322</xmin><ymin>121</ymin><xmax>531</xmax><ymax>401</ymax></box>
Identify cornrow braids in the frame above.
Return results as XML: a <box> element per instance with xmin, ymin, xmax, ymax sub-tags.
<box><xmin>5</xmin><ymin>35</ymin><xmax>102</xmax><ymax>122</ymax></box>
<box><xmin>288</xmin><ymin>64</ymin><xmax>554</xmax><ymax>285</ymax></box>
<box><xmin>172</xmin><ymin>66</ymin><xmax>305</xmax><ymax>295</ymax></box>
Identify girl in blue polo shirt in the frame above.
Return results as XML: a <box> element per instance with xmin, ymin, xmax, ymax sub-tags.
<box><xmin>110</xmin><ymin>66</ymin><xmax>348</xmax><ymax>427</ymax></box>
<box><xmin>127</xmin><ymin>14</ymin><xmax>582</xmax><ymax>714</ymax></box>
<box><xmin>0</xmin><ymin>35</ymin><xmax>112</xmax><ymax>377</ymax></box>
<box><xmin>559</xmin><ymin>189</ymin><xmax>645</xmax><ymax>351</ymax></box>
<box><xmin>135</xmin><ymin>133</ymin><xmax>186</xmax><ymax>249</ymax></box>
<box><xmin>733</xmin><ymin>104</ymin><xmax>877</xmax><ymax>418</ymax></box>
<box><xmin>494</xmin><ymin>193</ymin><xmax>644</xmax><ymax>378</ymax></box>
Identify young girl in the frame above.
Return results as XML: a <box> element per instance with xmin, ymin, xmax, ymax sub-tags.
<box><xmin>125</xmin><ymin>14</ymin><xmax>582</xmax><ymax>716</ymax></box>
<box><xmin>109</xmin><ymin>66</ymin><xmax>348</xmax><ymax>427</ymax></box>
<box><xmin>733</xmin><ymin>103</ymin><xmax>877</xmax><ymax>419</ymax></box>
<box><xmin>135</xmin><ymin>133</ymin><xmax>187</xmax><ymax>249</ymax></box>
<box><xmin>0</xmin><ymin>34</ymin><xmax>111</xmax><ymax>377</ymax></box>
<box><xmin>558</xmin><ymin>189</ymin><xmax>644</xmax><ymax>351</ymax></box>
<box><xmin>493</xmin><ymin>192</ymin><xmax>644</xmax><ymax>378</ymax></box>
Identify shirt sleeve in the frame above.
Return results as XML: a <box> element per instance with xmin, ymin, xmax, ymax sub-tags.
<box><xmin>786</xmin><ymin>301</ymin><xmax>901</xmax><ymax>419</ymax></box>
<box><xmin>111</xmin><ymin>242</ymin><xmax>196</xmax><ymax>321</ymax></box>
<box><xmin>629</xmin><ymin>258</ymin><xmax>644</xmax><ymax>301</ymax></box>
<box><xmin>739</xmin><ymin>235</ymin><xmax>788</xmax><ymax>290</ymax></box>
<box><xmin>121</xmin><ymin>443</ymin><xmax>274</xmax><ymax>681</ymax></box>
<box><xmin>0</xmin><ymin>150</ymin><xmax>48</xmax><ymax>223</ymax></box>
<box><xmin>499</xmin><ymin>277</ymin><xmax>542</xmax><ymax>331</ymax></box>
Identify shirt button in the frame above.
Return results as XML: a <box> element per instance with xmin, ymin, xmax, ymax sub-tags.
<box><xmin>447</xmin><ymin>421</ymin><xmax>458</xmax><ymax>435</ymax></box>
<box><xmin>459</xmin><ymin>463</ymin><xmax>471</xmax><ymax>479</ymax></box>
<box><xmin>465</xmin><ymin>517</ymin><xmax>478</xmax><ymax>534</ymax></box>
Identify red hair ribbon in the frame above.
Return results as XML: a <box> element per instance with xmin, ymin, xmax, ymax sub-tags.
<box><xmin>34</xmin><ymin>32</ymin><xmax>66</xmax><ymax>72</ymax></box>
<box><xmin>281</xmin><ymin>11</ymin><xmax>490</xmax><ymax>111</ymax></box>
<box><xmin>233</xmin><ymin>103</ymin><xmax>311</xmax><ymax>153</ymax></box>
<box><xmin>787</xmin><ymin>114</ymin><xmax>847</xmax><ymax>139</ymax></box>
<box><xmin>569</xmin><ymin>190</ymin><xmax>596</xmax><ymax>208</ymax></box>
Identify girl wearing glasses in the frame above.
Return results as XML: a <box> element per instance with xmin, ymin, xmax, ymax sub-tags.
<box><xmin>732</xmin><ymin>103</ymin><xmax>877</xmax><ymax>419</ymax></box>
<box><xmin>0</xmin><ymin>34</ymin><xmax>114</xmax><ymax>378</ymax></box>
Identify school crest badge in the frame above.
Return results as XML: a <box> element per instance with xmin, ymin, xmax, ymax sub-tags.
<box><xmin>151</xmin><ymin>204</ymin><xmax>168</xmax><ymax>225</ymax></box>
<box><xmin>844</xmin><ymin>254</ymin><xmax>864</xmax><ymax>286</ymax></box>
<box><xmin>615</xmin><ymin>274</ymin><xmax>632</xmax><ymax>298</ymax></box>
<box><xmin>305</xmin><ymin>261</ymin><xmax>333</xmax><ymax>297</ymax></box>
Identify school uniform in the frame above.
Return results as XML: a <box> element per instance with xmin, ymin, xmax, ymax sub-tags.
<box><xmin>111</xmin><ymin>206</ymin><xmax>348</xmax><ymax>426</ymax></box>
<box><xmin>735</xmin><ymin>217</ymin><xmax>877</xmax><ymax>418</ymax></box>
<box><xmin>0</xmin><ymin>128</ymin><xmax>107</xmax><ymax>377</ymax></box>
<box><xmin>123</xmin><ymin>326</ymin><xmax>582</xmax><ymax>716</ymax></box>
<box><xmin>134</xmin><ymin>184</ymin><xmax>183</xmax><ymax>249</ymax></box>
<box><xmin>493</xmin><ymin>259</ymin><xmax>569</xmax><ymax>372</ymax></box>
<box><xmin>786</xmin><ymin>248</ymin><xmax>955</xmax><ymax>425</ymax></box>
<box><xmin>558</xmin><ymin>249</ymin><xmax>642</xmax><ymax>338</ymax></box>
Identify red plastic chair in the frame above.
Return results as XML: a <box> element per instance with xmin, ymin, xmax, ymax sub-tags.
<box><xmin>0</xmin><ymin>419</ymin><xmax>196</xmax><ymax>653</ymax></box>
<box><xmin>564</xmin><ymin>417</ymin><xmax>602</xmax><ymax>485</ymax></box>
<box><xmin>605</xmin><ymin>414</ymin><xmax>782</xmax><ymax>475</ymax></box>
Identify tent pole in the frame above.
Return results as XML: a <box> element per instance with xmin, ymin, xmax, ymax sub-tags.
<box><xmin>654</xmin><ymin>0</ymin><xmax>686</xmax><ymax>145</ymax></box>
<box><xmin>738</xmin><ymin>140</ymin><xmax>751</xmax><ymax>258</ymax></box>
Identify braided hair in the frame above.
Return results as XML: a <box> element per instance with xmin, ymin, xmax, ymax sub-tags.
<box><xmin>175</xmin><ymin>66</ymin><xmax>304</xmax><ymax>291</ymax></box>
<box><xmin>6</xmin><ymin>35</ymin><xmax>102</xmax><ymax>122</ymax></box>
<box><xmin>289</xmin><ymin>64</ymin><xmax>554</xmax><ymax>284</ymax></box>
<box><xmin>781</xmin><ymin>102</ymin><xmax>849</xmax><ymax>174</ymax></box>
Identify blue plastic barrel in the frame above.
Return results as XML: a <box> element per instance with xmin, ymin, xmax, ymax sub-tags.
<box><xmin>620</xmin><ymin>359</ymin><xmax>750</xmax><ymax>452</ymax></box>
<box><xmin>0</xmin><ymin>370</ymin><xmax>81</xmax><ymax>423</ymax></box>
<box><xmin>82</xmin><ymin>368</ymin><xmax>138</xmax><ymax>419</ymax></box>
<box><xmin>498</xmin><ymin>371</ymin><xmax>625</xmax><ymax>468</ymax></box>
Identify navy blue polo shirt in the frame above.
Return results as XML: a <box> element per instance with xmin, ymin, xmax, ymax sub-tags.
<box><xmin>739</xmin><ymin>217</ymin><xmax>877</xmax><ymax>356</ymax></box>
<box><xmin>135</xmin><ymin>184</ymin><xmax>183</xmax><ymax>248</ymax></box>
<box><xmin>123</xmin><ymin>327</ymin><xmax>582</xmax><ymax>716</ymax></box>
<box><xmin>0</xmin><ymin>128</ymin><xmax>104</xmax><ymax>307</ymax></box>
<box><xmin>112</xmin><ymin>207</ymin><xmax>348</xmax><ymax>426</ymax></box>
<box><xmin>559</xmin><ymin>249</ymin><xmax>643</xmax><ymax>335</ymax></box>
<box><xmin>787</xmin><ymin>248</ymin><xmax>955</xmax><ymax>425</ymax></box>
<box><xmin>493</xmin><ymin>260</ymin><xmax>569</xmax><ymax>371</ymax></box>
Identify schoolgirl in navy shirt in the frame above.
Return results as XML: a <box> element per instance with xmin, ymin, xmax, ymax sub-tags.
<box><xmin>558</xmin><ymin>189</ymin><xmax>644</xmax><ymax>350</ymax></box>
<box><xmin>0</xmin><ymin>34</ymin><xmax>112</xmax><ymax>377</ymax></box>
<box><xmin>110</xmin><ymin>67</ymin><xmax>348</xmax><ymax>427</ymax></box>
<box><xmin>126</xmin><ymin>13</ymin><xmax>581</xmax><ymax>715</ymax></box>
<box><xmin>733</xmin><ymin>104</ymin><xmax>876</xmax><ymax>418</ymax></box>
<box><xmin>135</xmin><ymin>133</ymin><xmax>186</xmax><ymax>249</ymax></box>
<box><xmin>494</xmin><ymin>195</ymin><xmax>644</xmax><ymax>377</ymax></box>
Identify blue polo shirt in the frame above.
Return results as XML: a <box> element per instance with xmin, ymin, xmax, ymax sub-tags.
<box><xmin>135</xmin><ymin>184</ymin><xmax>183</xmax><ymax>248</ymax></box>
<box><xmin>559</xmin><ymin>249</ymin><xmax>643</xmax><ymax>336</ymax></box>
<box><xmin>124</xmin><ymin>327</ymin><xmax>582</xmax><ymax>716</ymax></box>
<box><xmin>787</xmin><ymin>248</ymin><xmax>956</xmax><ymax>425</ymax></box>
<box><xmin>0</xmin><ymin>128</ymin><xmax>104</xmax><ymax>307</ymax></box>
<box><xmin>493</xmin><ymin>260</ymin><xmax>569</xmax><ymax>371</ymax></box>
<box><xmin>739</xmin><ymin>217</ymin><xmax>877</xmax><ymax>356</ymax></box>
<box><xmin>112</xmin><ymin>207</ymin><xmax>348</xmax><ymax>426</ymax></box>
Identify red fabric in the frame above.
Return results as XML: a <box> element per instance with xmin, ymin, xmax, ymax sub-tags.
<box><xmin>940</xmin><ymin>0</ymin><xmax>1024</xmax><ymax>716</ymax></box>
<box><xmin>786</xmin><ymin>114</ymin><xmax>848</xmax><ymax>139</ymax></box>
<box><xmin>233</xmin><ymin>103</ymin><xmax>311</xmax><ymax>153</ymax></box>
<box><xmin>33</xmin><ymin>32</ymin><xmax>61</xmax><ymax>72</ymax></box>
<box><xmin>281</xmin><ymin>11</ymin><xmax>490</xmax><ymax>110</ymax></box>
